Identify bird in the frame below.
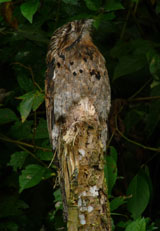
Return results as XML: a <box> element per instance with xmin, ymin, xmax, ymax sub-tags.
<box><xmin>45</xmin><ymin>19</ymin><xmax>111</xmax><ymax>153</ymax></box>
<box><xmin>45</xmin><ymin>20</ymin><xmax>111</xmax><ymax>223</ymax></box>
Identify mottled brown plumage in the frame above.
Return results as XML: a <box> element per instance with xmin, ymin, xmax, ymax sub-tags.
<box><xmin>45</xmin><ymin>19</ymin><xmax>111</xmax><ymax>151</ymax></box>
<box><xmin>45</xmin><ymin>20</ymin><xmax>111</xmax><ymax>228</ymax></box>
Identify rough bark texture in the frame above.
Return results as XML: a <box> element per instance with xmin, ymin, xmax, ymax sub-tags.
<box><xmin>58</xmin><ymin>98</ymin><xmax>111</xmax><ymax>231</ymax></box>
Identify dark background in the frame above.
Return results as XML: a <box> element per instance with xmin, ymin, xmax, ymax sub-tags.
<box><xmin>0</xmin><ymin>0</ymin><xmax>160</xmax><ymax>230</ymax></box>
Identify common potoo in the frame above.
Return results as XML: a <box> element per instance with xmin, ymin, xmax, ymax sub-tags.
<box><xmin>45</xmin><ymin>19</ymin><xmax>111</xmax><ymax>152</ymax></box>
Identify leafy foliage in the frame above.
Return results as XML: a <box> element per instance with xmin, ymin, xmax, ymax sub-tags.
<box><xmin>127</xmin><ymin>171</ymin><xmax>150</xmax><ymax>219</ymax></box>
<box><xmin>0</xmin><ymin>0</ymin><xmax>160</xmax><ymax>230</ymax></box>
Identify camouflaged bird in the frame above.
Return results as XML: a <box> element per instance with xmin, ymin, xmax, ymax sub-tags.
<box><xmin>45</xmin><ymin>19</ymin><xmax>111</xmax><ymax>153</ymax></box>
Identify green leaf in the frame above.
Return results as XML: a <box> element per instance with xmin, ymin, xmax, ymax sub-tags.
<box><xmin>104</xmin><ymin>0</ymin><xmax>124</xmax><ymax>11</ymax></box>
<box><xmin>94</xmin><ymin>13</ymin><xmax>115</xmax><ymax>28</ymax></box>
<box><xmin>36</xmin><ymin>150</ymin><xmax>52</xmax><ymax>161</ymax></box>
<box><xmin>147</xmin><ymin>52</ymin><xmax>160</xmax><ymax>78</ymax></box>
<box><xmin>35</xmin><ymin>118</ymin><xmax>49</xmax><ymax>139</ymax></box>
<box><xmin>110</xmin><ymin>146</ymin><xmax>118</xmax><ymax>162</ymax></box>
<box><xmin>32</xmin><ymin>91</ymin><xmax>44</xmax><ymax>111</ymax></box>
<box><xmin>0</xmin><ymin>108</ymin><xmax>18</xmax><ymax>125</ymax></box>
<box><xmin>0</xmin><ymin>0</ymin><xmax>11</xmax><ymax>2</ymax></box>
<box><xmin>0</xmin><ymin>196</ymin><xmax>29</xmax><ymax>218</ymax></box>
<box><xmin>9</xmin><ymin>120</ymin><xmax>33</xmax><ymax>140</ymax></box>
<box><xmin>17</xmin><ymin>75</ymin><xmax>34</xmax><ymax>92</ymax></box>
<box><xmin>18</xmin><ymin>91</ymin><xmax>35</xmax><ymax>122</ymax></box>
<box><xmin>20</xmin><ymin>0</ymin><xmax>40</xmax><ymax>23</ymax></box>
<box><xmin>0</xmin><ymin>222</ymin><xmax>18</xmax><ymax>231</ymax></box>
<box><xmin>8</xmin><ymin>151</ymin><xmax>28</xmax><ymax>171</ymax></box>
<box><xmin>104</xmin><ymin>154</ymin><xmax>117</xmax><ymax>195</ymax></box>
<box><xmin>19</xmin><ymin>164</ymin><xmax>52</xmax><ymax>193</ymax></box>
<box><xmin>54</xmin><ymin>188</ymin><xmax>62</xmax><ymax>202</ymax></box>
<box><xmin>18</xmin><ymin>90</ymin><xmax>44</xmax><ymax>122</ymax></box>
<box><xmin>110</xmin><ymin>197</ymin><xmax>126</xmax><ymax>211</ymax></box>
<box><xmin>84</xmin><ymin>0</ymin><xmax>101</xmax><ymax>11</ymax></box>
<box><xmin>52</xmin><ymin>189</ymin><xmax>63</xmax><ymax>217</ymax></box>
<box><xmin>127</xmin><ymin>172</ymin><xmax>150</xmax><ymax>219</ymax></box>
<box><xmin>125</xmin><ymin>218</ymin><xmax>146</xmax><ymax>231</ymax></box>
<box><xmin>111</xmin><ymin>41</ymin><xmax>132</xmax><ymax>58</ymax></box>
<box><xmin>113</xmin><ymin>55</ymin><xmax>146</xmax><ymax>80</ymax></box>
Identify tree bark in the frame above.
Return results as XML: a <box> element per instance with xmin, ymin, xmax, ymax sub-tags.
<box><xmin>58</xmin><ymin>98</ymin><xmax>111</xmax><ymax>231</ymax></box>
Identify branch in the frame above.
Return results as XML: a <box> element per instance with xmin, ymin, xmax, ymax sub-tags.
<box><xmin>115</xmin><ymin>116</ymin><xmax>160</xmax><ymax>153</ymax></box>
<box><xmin>129</xmin><ymin>95</ymin><xmax>160</xmax><ymax>102</ymax></box>
<box><xmin>17</xmin><ymin>144</ymin><xmax>48</xmax><ymax>167</ymax></box>
<box><xmin>0</xmin><ymin>134</ymin><xmax>51</xmax><ymax>152</ymax></box>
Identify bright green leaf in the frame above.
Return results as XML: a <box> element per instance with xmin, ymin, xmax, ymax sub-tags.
<box><xmin>110</xmin><ymin>197</ymin><xmax>126</xmax><ymax>211</ymax></box>
<box><xmin>20</xmin><ymin>0</ymin><xmax>40</xmax><ymax>23</ymax></box>
<box><xmin>8</xmin><ymin>151</ymin><xmax>28</xmax><ymax>171</ymax></box>
<box><xmin>52</xmin><ymin>189</ymin><xmax>63</xmax><ymax>216</ymax></box>
<box><xmin>113</xmin><ymin>55</ymin><xmax>146</xmax><ymax>80</ymax></box>
<box><xmin>18</xmin><ymin>91</ymin><xmax>35</xmax><ymax>122</ymax></box>
<box><xmin>0</xmin><ymin>108</ymin><xmax>18</xmax><ymax>125</ymax></box>
<box><xmin>104</xmin><ymin>155</ymin><xmax>117</xmax><ymax>195</ymax></box>
<box><xmin>125</xmin><ymin>218</ymin><xmax>146</xmax><ymax>231</ymax></box>
<box><xmin>127</xmin><ymin>172</ymin><xmax>150</xmax><ymax>219</ymax></box>
<box><xmin>104</xmin><ymin>0</ymin><xmax>124</xmax><ymax>11</ymax></box>
<box><xmin>18</xmin><ymin>90</ymin><xmax>44</xmax><ymax>122</ymax></box>
<box><xmin>54</xmin><ymin>188</ymin><xmax>62</xmax><ymax>202</ymax></box>
<box><xmin>19</xmin><ymin>164</ymin><xmax>52</xmax><ymax>193</ymax></box>
<box><xmin>110</xmin><ymin>146</ymin><xmax>118</xmax><ymax>162</ymax></box>
<box><xmin>32</xmin><ymin>91</ymin><xmax>45</xmax><ymax>111</ymax></box>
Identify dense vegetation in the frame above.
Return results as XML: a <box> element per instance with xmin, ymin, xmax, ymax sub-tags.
<box><xmin>0</xmin><ymin>0</ymin><xmax>160</xmax><ymax>230</ymax></box>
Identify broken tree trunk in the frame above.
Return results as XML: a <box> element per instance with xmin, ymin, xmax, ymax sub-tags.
<box><xmin>58</xmin><ymin>97</ymin><xmax>111</xmax><ymax>231</ymax></box>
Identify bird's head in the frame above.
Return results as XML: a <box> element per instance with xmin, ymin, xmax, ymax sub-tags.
<box><xmin>49</xmin><ymin>19</ymin><xmax>94</xmax><ymax>54</ymax></box>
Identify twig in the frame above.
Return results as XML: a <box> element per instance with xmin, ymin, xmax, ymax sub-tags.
<box><xmin>129</xmin><ymin>95</ymin><xmax>160</xmax><ymax>102</ymax></box>
<box><xmin>133</xmin><ymin>0</ymin><xmax>139</xmax><ymax>15</ymax></box>
<box><xmin>17</xmin><ymin>144</ymin><xmax>47</xmax><ymax>167</ymax></box>
<box><xmin>128</xmin><ymin>78</ymin><xmax>152</xmax><ymax>101</ymax></box>
<box><xmin>32</xmin><ymin>110</ymin><xmax>37</xmax><ymax>152</ymax></box>
<box><xmin>120</xmin><ymin>3</ymin><xmax>133</xmax><ymax>40</ymax></box>
<box><xmin>0</xmin><ymin>135</ymin><xmax>51</xmax><ymax>152</ymax></box>
<box><xmin>115</xmin><ymin>116</ymin><xmax>160</xmax><ymax>153</ymax></box>
<box><xmin>106</xmin><ymin>130</ymin><xmax>115</xmax><ymax>150</ymax></box>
